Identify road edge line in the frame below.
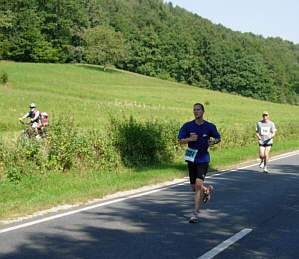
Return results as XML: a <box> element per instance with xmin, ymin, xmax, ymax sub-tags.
<box><xmin>197</xmin><ymin>228</ymin><xmax>252</xmax><ymax>259</ymax></box>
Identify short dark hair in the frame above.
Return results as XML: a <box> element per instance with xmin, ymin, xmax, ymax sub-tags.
<box><xmin>193</xmin><ymin>103</ymin><xmax>205</xmax><ymax>112</ymax></box>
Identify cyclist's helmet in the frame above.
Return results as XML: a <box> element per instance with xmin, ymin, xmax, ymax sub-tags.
<box><xmin>29</xmin><ymin>103</ymin><xmax>36</xmax><ymax>108</ymax></box>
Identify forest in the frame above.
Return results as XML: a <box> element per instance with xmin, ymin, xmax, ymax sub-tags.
<box><xmin>1</xmin><ymin>0</ymin><xmax>299</xmax><ymax>104</ymax></box>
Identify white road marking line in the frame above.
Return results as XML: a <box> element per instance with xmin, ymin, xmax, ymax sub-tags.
<box><xmin>0</xmin><ymin>187</ymin><xmax>166</xmax><ymax>234</ymax></box>
<box><xmin>210</xmin><ymin>150</ymin><xmax>299</xmax><ymax>177</ymax></box>
<box><xmin>236</xmin><ymin>151</ymin><xmax>299</xmax><ymax>171</ymax></box>
<box><xmin>1</xmin><ymin>150</ymin><xmax>298</xmax><ymax>234</ymax></box>
<box><xmin>197</xmin><ymin>228</ymin><xmax>252</xmax><ymax>259</ymax></box>
<box><xmin>268</xmin><ymin>151</ymin><xmax>299</xmax><ymax>162</ymax></box>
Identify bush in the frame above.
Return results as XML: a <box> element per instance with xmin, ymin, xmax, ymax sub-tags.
<box><xmin>110</xmin><ymin>116</ymin><xmax>181</xmax><ymax>167</ymax></box>
<box><xmin>0</xmin><ymin>115</ymin><xmax>122</xmax><ymax>183</ymax></box>
<box><xmin>46</xmin><ymin>117</ymin><xmax>85</xmax><ymax>171</ymax></box>
<box><xmin>1</xmin><ymin>113</ymin><xmax>299</xmax><ymax>183</ymax></box>
<box><xmin>45</xmin><ymin>116</ymin><xmax>120</xmax><ymax>171</ymax></box>
<box><xmin>216</xmin><ymin>125</ymin><xmax>256</xmax><ymax>149</ymax></box>
<box><xmin>87</xmin><ymin>129</ymin><xmax>121</xmax><ymax>170</ymax></box>
<box><xmin>0</xmin><ymin>137</ymin><xmax>42</xmax><ymax>182</ymax></box>
<box><xmin>0</xmin><ymin>71</ymin><xmax>8</xmax><ymax>84</ymax></box>
<box><xmin>0</xmin><ymin>139</ymin><xmax>6</xmax><ymax>179</ymax></box>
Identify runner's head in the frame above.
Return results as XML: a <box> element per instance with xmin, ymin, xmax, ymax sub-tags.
<box><xmin>193</xmin><ymin>103</ymin><xmax>205</xmax><ymax>119</ymax></box>
<box><xmin>262</xmin><ymin>111</ymin><xmax>269</xmax><ymax>121</ymax></box>
<box><xmin>194</xmin><ymin>103</ymin><xmax>204</xmax><ymax>112</ymax></box>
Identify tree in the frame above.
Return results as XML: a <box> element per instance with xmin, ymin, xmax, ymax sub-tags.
<box><xmin>0</xmin><ymin>10</ymin><xmax>14</xmax><ymax>59</ymax></box>
<box><xmin>0</xmin><ymin>0</ymin><xmax>298</xmax><ymax>104</ymax></box>
<box><xmin>83</xmin><ymin>25</ymin><xmax>128</xmax><ymax>71</ymax></box>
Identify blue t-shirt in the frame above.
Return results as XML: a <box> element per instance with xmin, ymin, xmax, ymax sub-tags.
<box><xmin>178</xmin><ymin>120</ymin><xmax>221</xmax><ymax>163</ymax></box>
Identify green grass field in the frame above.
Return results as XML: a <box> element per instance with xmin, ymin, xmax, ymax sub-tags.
<box><xmin>1</xmin><ymin>62</ymin><xmax>299</xmax><ymax>134</ymax></box>
<box><xmin>1</xmin><ymin>62</ymin><xmax>299</xmax><ymax>221</ymax></box>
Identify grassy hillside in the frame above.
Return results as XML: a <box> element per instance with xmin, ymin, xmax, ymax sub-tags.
<box><xmin>1</xmin><ymin>62</ymin><xmax>299</xmax><ymax>135</ymax></box>
<box><xmin>1</xmin><ymin>62</ymin><xmax>299</xmax><ymax>221</ymax></box>
<box><xmin>2</xmin><ymin>0</ymin><xmax>299</xmax><ymax>104</ymax></box>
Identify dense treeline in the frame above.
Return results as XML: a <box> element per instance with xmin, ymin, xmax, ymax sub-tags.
<box><xmin>1</xmin><ymin>0</ymin><xmax>298</xmax><ymax>104</ymax></box>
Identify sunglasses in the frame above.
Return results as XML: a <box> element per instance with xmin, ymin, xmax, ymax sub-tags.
<box><xmin>263</xmin><ymin>114</ymin><xmax>269</xmax><ymax>116</ymax></box>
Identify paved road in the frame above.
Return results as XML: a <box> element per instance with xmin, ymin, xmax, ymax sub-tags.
<box><xmin>0</xmin><ymin>151</ymin><xmax>299</xmax><ymax>259</ymax></box>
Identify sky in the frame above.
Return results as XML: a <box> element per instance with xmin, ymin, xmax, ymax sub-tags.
<box><xmin>164</xmin><ymin>0</ymin><xmax>299</xmax><ymax>44</ymax></box>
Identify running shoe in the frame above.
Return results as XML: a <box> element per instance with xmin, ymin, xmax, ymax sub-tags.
<box><xmin>203</xmin><ymin>185</ymin><xmax>213</xmax><ymax>203</ymax></box>
<box><xmin>259</xmin><ymin>160</ymin><xmax>264</xmax><ymax>168</ymax></box>
<box><xmin>263</xmin><ymin>166</ymin><xmax>268</xmax><ymax>173</ymax></box>
<box><xmin>189</xmin><ymin>211</ymin><xmax>200</xmax><ymax>223</ymax></box>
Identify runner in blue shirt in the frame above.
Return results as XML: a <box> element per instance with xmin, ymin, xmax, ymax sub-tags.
<box><xmin>178</xmin><ymin>103</ymin><xmax>221</xmax><ymax>223</ymax></box>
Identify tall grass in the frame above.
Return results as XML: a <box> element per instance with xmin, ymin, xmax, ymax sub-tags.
<box><xmin>0</xmin><ymin>115</ymin><xmax>182</xmax><ymax>182</ymax></box>
<box><xmin>1</xmin><ymin>113</ymin><xmax>298</xmax><ymax>183</ymax></box>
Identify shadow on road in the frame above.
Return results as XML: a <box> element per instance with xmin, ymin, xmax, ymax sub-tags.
<box><xmin>1</xmin><ymin>163</ymin><xmax>299</xmax><ymax>259</ymax></box>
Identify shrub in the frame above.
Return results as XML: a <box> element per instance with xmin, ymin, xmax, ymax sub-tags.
<box><xmin>0</xmin><ymin>139</ymin><xmax>6</xmax><ymax>179</ymax></box>
<box><xmin>110</xmin><ymin>116</ymin><xmax>181</xmax><ymax>167</ymax></box>
<box><xmin>1</xmin><ymin>113</ymin><xmax>299</xmax><ymax>183</ymax></box>
<box><xmin>216</xmin><ymin>125</ymin><xmax>256</xmax><ymax>149</ymax></box>
<box><xmin>0</xmin><ymin>137</ymin><xmax>42</xmax><ymax>182</ymax></box>
<box><xmin>0</xmin><ymin>115</ymin><xmax>122</xmax><ymax>182</ymax></box>
<box><xmin>45</xmin><ymin>115</ymin><xmax>121</xmax><ymax>171</ymax></box>
<box><xmin>0</xmin><ymin>71</ymin><xmax>8</xmax><ymax>84</ymax></box>
<box><xmin>46</xmin><ymin>116</ymin><xmax>89</xmax><ymax>171</ymax></box>
<box><xmin>87</xmin><ymin>129</ymin><xmax>121</xmax><ymax>170</ymax></box>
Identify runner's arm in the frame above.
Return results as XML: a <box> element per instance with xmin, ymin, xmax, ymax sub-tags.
<box><xmin>256</xmin><ymin>131</ymin><xmax>262</xmax><ymax>140</ymax></box>
<box><xmin>178</xmin><ymin>124</ymin><xmax>198</xmax><ymax>145</ymax></box>
<box><xmin>269</xmin><ymin>131</ymin><xmax>275</xmax><ymax>139</ymax></box>
<box><xmin>208</xmin><ymin>138</ymin><xmax>221</xmax><ymax>146</ymax></box>
<box><xmin>178</xmin><ymin>134</ymin><xmax>198</xmax><ymax>145</ymax></box>
<box><xmin>208</xmin><ymin>124</ymin><xmax>221</xmax><ymax>146</ymax></box>
<box><xmin>269</xmin><ymin>124</ymin><xmax>277</xmax><ymax>139</ymax></box>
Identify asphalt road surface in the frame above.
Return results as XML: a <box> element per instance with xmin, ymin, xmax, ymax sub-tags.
<box><xmin>0</xmin><ymin>151</ymin><xmax>299</xmax><ymax>259</ymax></box>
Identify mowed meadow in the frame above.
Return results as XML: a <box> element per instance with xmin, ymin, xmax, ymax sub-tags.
<box><xmin>1</xmin><ymin>62</ymin><xmax>299</xmax><ymax>221</ymax></box>
<box><xmin>1</xmin><ymin>62</ymin><xmax>299</xmax><ymax>132</ymax></box>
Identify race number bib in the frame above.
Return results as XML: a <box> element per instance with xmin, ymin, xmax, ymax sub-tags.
<box><xmin>184</xmin><ymin>147</ymin><xmax>198</xmax><ymax>162</ymax></box>
<box><xmin>261</xmin><ymin>126</ymin><xmax>270</xmax><ymax>136</ymax></box>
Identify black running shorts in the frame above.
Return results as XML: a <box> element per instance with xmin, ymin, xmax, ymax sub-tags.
<box><xmin>187</xmin><ymin>162</ymin><xmax>209</xmax><ymax>184</ymax></box>
<box><xmin>259</xmin><ymin>143</ymin><xmax>272</xmax><ymax>147</ymax></box>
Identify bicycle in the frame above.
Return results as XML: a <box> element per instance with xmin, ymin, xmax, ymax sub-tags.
<box><xmin>18</xmin><ymin>120</ymin><xmax>45</xmax><ymax>144</ymax></box>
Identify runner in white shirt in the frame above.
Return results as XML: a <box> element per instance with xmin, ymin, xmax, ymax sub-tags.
<box><xmin>256</xmin><ymin>111</ymin><xmax>277</xmax><ymax>173</ymax></box>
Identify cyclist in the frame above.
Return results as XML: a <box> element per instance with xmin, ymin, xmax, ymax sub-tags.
<box><xmin>19</xmin><ymin>103</ymin><xmax>42</xmax><ymax>137</ymax></box>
